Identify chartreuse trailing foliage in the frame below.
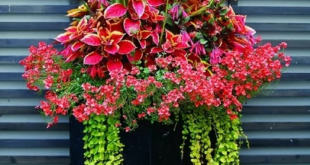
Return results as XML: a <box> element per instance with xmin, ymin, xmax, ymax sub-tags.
<box><xmin>20</xmin><ymin>0</ymin><xmax>291</xmax><ymax>164</ymax></box>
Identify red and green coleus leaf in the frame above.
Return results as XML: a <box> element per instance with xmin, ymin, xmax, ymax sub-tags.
<box><xmin>65</xmin><ymin>51</ymin><xmax>81</xmax><ymax>63</ymax></box>
<box><xmin>150</xmin><ymin>47</ymin><xmax>163</xmax><ymax>54</ymax></box>
<box><xmin>84</xmin><ymin>51</ymin><xmax>103</xmax><ymax>65</ymax></box>
<box><xmin>104</xmin><ymin>45</ymin><xmax>120</xmax><ymax>54</ymax></box>
<box><xmin>138</xmin><ymin>40</ymin><xmax>147</xmax><ymax>49</ymax></box>
<box><xmin>146</xmin><ymin>0</ymin><xmax>164</xmax><ymax>7</ymax></box>
<box><xmin>127</xmin><ymin>49</ymin><xmax>143</xmax><ymax>62</ymax></box>
<box><xmin>109</xmin><ymin>31</ymin><xmax>125</xmax><ymax>45</ymax></box>
<box><xmin>123</xmin><ymin>18</ymin><xmax>141</xmax><ymax>36</ymax></box>
<box><xmin>81</xmin><ymin>34</ymin><xmax>101</xmax><ymax>46</ymax></box>
<box><xmin>55</xmin><ymin>32</ymin><xmax>71</xmax><ymax>43</ymax></box>
<box><xmin>118</xmin><ymin>40</ymin><xmax>136</xmax><ymax>54</ymax></box>
<box><xmin>66</xmin><ymin>26</ymin><xmax>78</xmax><ymax>33</ymax></box>
<box><xmin>107</xmin><ymin>60</ymin><xmax>123</xmax><ymax>72</ymax></box>
<box><xmin>104</xmin><ymin>3</ymin><xmax>127</xmax><ymax>19</ymax></box>
<box><xmin>71</xmin><ymin>41</ymin><xmax>84</xmax><ymax>51</ymax></box>
<box><xmin>132</xmin><ymin>0</ymin><xmax>145</xmax><ymax>19</ymax></box>
<box><xmin>151</xmin><ymin>31</ymin><xmax>159</xmax><ymax>45</ymax></box>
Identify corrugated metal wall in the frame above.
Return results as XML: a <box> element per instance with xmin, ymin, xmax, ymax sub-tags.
<box><xmin>232</xmin><ymin>0</ymin><xmax>310</xmax><ymax>164</ymax></box>
<box><xmin>0</xmin><ymin>0</ymin><xmax>78</xmax><ymax>164</ymax></box>
<box><xmin>0</xmin><ymin>0</ymin><xmax>309</xmax><ymax>165</ymax></box>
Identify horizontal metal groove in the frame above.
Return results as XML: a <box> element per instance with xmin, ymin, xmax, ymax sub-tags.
<box><xmin>0</xmin><ymin>90</ymin><xmax>45</xmax><ymax>98</ymax></box>
<box><xmin>242</xmin><ymin>122</ymin><xmax>310</xmax><ymax>131</ymax></box>
<box><xmin>0</xmin><ymin>39</ymin><xmax>58</xmax><ymax>48</ymax></box>
<box><xmin>248</xmin><ymin>23</ymin><xmax>310</xmax><ymax>32</ymax></box>
<box><xmin>242</xmin><ymin>106</ymin><xmax>310</xmax><ymax>114</ymax></box>
<box><xmin>259</xmin><ymin>40</ymin><xmax>310</xmax><ymax>48</ymax></box>
<box><xmin>0</xmin><ymin>22</ymin><xmax>69</xmax><ymax>31</ymax></box>
<box><xmin>0</xmin><ymin>123</ymin><xmax>68</xmax><ymax>131</ymax></box>
<box><xmin>240</xmin><ymin>155</ymin><xmax>310</xmax><ymax>164</ymax></box>
<box><xmin>291</xmin><ymin>56</ymin><xmax>310</xmax><ymax>65</ymax></box>
<box><xmin>281</xmin><ymin>73</ymin><xmax>310</xmax><ymax>81</ymax></box>
<box><xmin>0</xmin><ymin>156</ymin><xmax>70</xmax><ymax>164</ymax></box>
<box><xmin>0</xmin><ymin>140</ymin><xmax>69</xmax><ymax>148</ymax></box>
<box><xmin>241</xmin><ymin>138</ymin><xmax>310</xmax><ymax>147</ymax></box>
<box><xmin>0</xmin><ymin>56</ymin><xmax>25</xmax><ymax>64</ymax></box>
<box><xmin>258</xmin><ymin>89</ymin><xmax>310</xmax><ymax>97</ymax></box>
<box><xmin>233</xmin><ymin>6</ymin><xmax>310</xmax><ymax>15</ymax></box>
<box><xmin>0</xmin><ymin>5</ymin><xmax>76</xmax><ymax>14</ymax></box>
<box><xmin>0</xmin><ymin>106</ymin><xmax>38</xmax><ymax>114</ymax></box>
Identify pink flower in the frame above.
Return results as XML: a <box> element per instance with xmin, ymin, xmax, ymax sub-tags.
<box><xmin>191</xmin><ymin>41</ymin><xmax>206</xmax><ymax>55</ymax></box>
<box><xmin>169</xmin><ymin>4</ymin><xmax>180</xmax><ymax>20</ymax></box>
<box><xmin>210</xmin><ymin>47</ymin><xmax>222</xmax><ymax>65</ymax></box>
<box><xmin>181</xmin><ymin>30</ymin><xmax>193</xmax><ymax>45</ymax></box>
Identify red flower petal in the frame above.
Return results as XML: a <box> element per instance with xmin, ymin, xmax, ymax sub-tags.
<box><xmin>123</xmin><ymin>18</ymin><xmax>141</xmax><ymax>36</ymax></box>
<box><xmin>107</xmin><ymin>60</ymin><xmax>123</xmax><ymax>72</ymax></box>
<box><xmin>118</xmin><ymin>40</ymin><xmax>136</xmax><ymax>54</ymax></box>
<box><xmin>132</xmin><ymin>0</ymin><xmax>145</xmax><ymax>18</ymax></box>
<box><xmin>139</xmin><ymin>40</ymin><xmax>147</xmax><ymax>49</ymax></box>
<box><xmin>71</xmin><ymin>41</ymin><xmax>84</xmax><ymax>51</ymax></box>
<box><xmin>84</xmin><ymin>51</ymin><xmax>103</xmax><ymax>65</ymax></box>
<box><xmin>81</xmin><ymin>34</ymin><xmax>101</xmax><ymax>46</ymax></box>
<box><xmin>151</xmin><ymin>31</ymin><xmax>159</xmax><ymax>45</ymax></box>
<box><xmin>104</xmin><ymin>45</ymin><xmax>120</xmax><ymax>54</ymax></box>
<box><xmin>104</xmin><ymin>3</ymin><xmax>127</xmax><ymax>19</ymax></box>
<box><xmin>127</xmin><ymin>49</ymin><xmax>143</xmax><ymax>62</ymax></box>
<box><xmin>146</xmin><ymin>0</ymin><xmax>164</xmax><ymax>6</ymax></box>
<box><xmin>150</xmin><ymin>47</ymin><xmax>162</xmax><ymax>54</ymax></box>
<box><xmin>55</xmin><ymin>32</ymin><xmax>71</xmax><ymax>43</ymax></box>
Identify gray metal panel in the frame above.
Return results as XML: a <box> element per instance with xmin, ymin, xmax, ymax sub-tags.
<box><xmin>0</xmin><ymin>0</ymin><xmax>72</xmax><ymax>164</ymax></box>
<box><xmin>237</xmin><ymin>0</ymin><xmax>310</xmax><ymax>164</ymax></box>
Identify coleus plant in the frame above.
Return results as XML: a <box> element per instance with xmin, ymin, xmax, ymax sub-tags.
<box><xmin>20</xmin><ymin>0</ymin><xmax>291</xmax><ymax>164</ymax></box>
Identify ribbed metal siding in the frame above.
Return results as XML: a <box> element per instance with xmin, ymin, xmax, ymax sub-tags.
<box><xmin>232</xmin><ymin>0</ymin><xmax>310</xmax><ymax>164</ymax></box>
<box><xmin>0</xmin><ymin>0</ymin><xmax>75</xmax><ymax>164</ymax></box>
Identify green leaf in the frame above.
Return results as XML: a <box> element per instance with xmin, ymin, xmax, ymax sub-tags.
<box><xmin>220</xmin><ymin>8</ymin><xmax>229</xmax><ymax>16</ymax></box>
<box><xmin>199</xmin><ymin>38</ymin><xmax>208</xmax><ymax>44</ymax></box>
<box><xmin>182</xmin><ymin>16</ymin><xmax>191</xmax><ymax>24</ymax></box>
<box><xmin>107</xmin><ymin>143</ymin><xmax>115</xmax><ymax>151</ymax></box>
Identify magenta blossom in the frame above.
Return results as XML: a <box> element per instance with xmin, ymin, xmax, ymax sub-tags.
<box><xmin>169</xmin><ymin>4</ymin><xmax>180</xmax><ymax>20</ymax></box>
<box><xmin>210</xmin><ymin>47</ymin><xmax>222</xmax><ymax>65</ymax></box>
<box><xmin>181</xmin><ymin>30</ymin><xmax>193</xmax><ymax>45</ymax></box>
<box><xmin>191</xmin><ymin>41</ymin><xmax>206</xmax><ymax>55</ymax></box>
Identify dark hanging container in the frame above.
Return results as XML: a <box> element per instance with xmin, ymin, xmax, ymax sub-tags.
<box><xmin>70</xmin><ymin>116</ymin><xmax>215</xmax><ymax>165</ymax></box>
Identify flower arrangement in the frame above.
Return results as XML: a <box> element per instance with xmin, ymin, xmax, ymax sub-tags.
<box><xmin>20</xmin><ymin>0</ymin><xmax>291</xmax><ymax>164</ymax></box>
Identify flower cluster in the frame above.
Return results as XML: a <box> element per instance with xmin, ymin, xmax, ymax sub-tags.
<box><xmin>20</xmin><ymin>0</ymin><xmax>291</xmax><ymax>164</ymax></box>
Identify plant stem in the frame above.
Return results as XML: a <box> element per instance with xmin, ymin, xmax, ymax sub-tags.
<box><xmin>159</xmin><ymin>0</ymin><xmax>170</xmax><ymax>44</ymax></box>
<box><xmin>114</xmin><ymin>0</ymin><xmax>126</xmax><ymax>6</ymax></box>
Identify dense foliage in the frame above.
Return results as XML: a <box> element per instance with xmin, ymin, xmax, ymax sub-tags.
<box><xmin>20</xmin><ymin>0</ymin><xmax>291</xmax><ymax>164</ymax></box>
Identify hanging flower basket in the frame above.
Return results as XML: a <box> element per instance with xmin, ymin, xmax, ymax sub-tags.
<box><xmin>20</xmin><ymin>0</ymin><xmax>291</xmax><ymax>164</ymax></box>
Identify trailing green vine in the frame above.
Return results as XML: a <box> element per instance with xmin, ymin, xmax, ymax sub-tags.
<box><xmin>83</xmin><ymin>114</ymin><xmax>124</xmax><ymax>165</ymax></box>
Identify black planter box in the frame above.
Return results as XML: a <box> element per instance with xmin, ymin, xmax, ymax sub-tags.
<box><xmin>70</xmin><ymin>117</ymin><xmax>215</xmax><ymax>165</ymax></box>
